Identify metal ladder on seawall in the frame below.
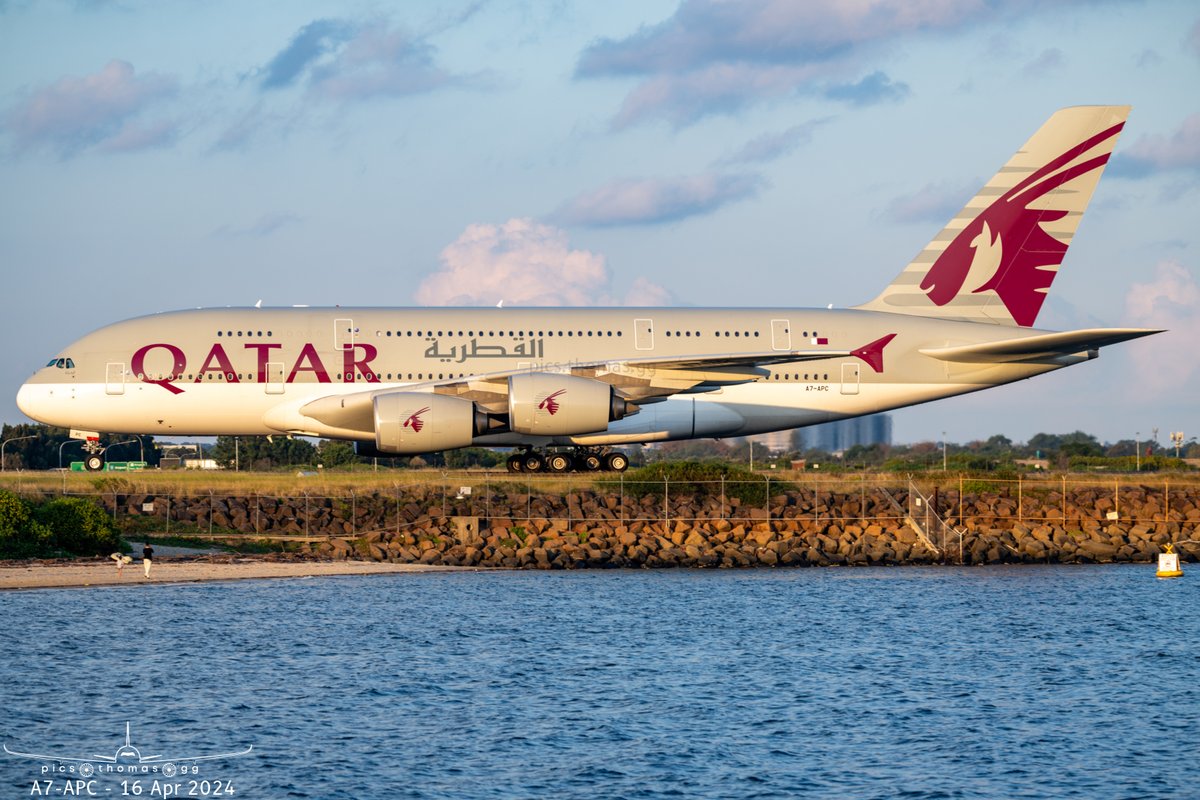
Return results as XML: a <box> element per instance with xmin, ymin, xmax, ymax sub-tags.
<box><xmin>878</xmin><ymin>480</ymin><xmax>951</xmax><ymax>562</ymax></box>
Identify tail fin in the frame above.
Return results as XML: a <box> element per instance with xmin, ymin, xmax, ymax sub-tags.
<box><xmin>857</xmin><ymin>105</ymin><xmax>1130</xmax><ymax>327</ymax></box>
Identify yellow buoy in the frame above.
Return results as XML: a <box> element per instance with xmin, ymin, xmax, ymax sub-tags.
<box><xmin>1157</xmin><ymin>544</ymin><xmax>1183</xmax><ymax>579</ymax></box>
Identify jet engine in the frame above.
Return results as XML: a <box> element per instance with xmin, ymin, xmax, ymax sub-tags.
<box><xmin>508</xmin><ymin>373</ymin><xmax>632</xmax><ymax>436</ymax></box>
<box><xmin>372</xmin><ymin>393</ymin><xmax>489</xmax><ymax>454</ymax></box>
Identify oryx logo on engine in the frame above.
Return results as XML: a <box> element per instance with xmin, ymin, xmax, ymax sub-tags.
<box><xmin>538</xmin><ymin>390</ymin><xmax>565</xmax><ymax>416</ymax></box>
<box><xmin>403</xmin><ymin>407</ymin><xmax>431</xmax><ymax>433</ymax></box>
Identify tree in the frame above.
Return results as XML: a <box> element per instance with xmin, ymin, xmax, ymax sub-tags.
<box><xmin>210</xmin><ymin>436</ymin><xmax>317</xmax><ymax>470</ymax></box>
<box><xmin>316</xmin><ymin>440</ymin><xmax>359</xmax><ymax>468</ymax></box>
<box><xmin>0</xmin><ymin>424</ymin><xmax>161</xmax><ymax>470</ymax></box>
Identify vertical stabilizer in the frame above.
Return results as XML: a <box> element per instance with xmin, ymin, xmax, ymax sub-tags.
<box><xmin>857</xmin><ymin>105</ymin><xmax>1130</xmax><ymax>326</ymax></box>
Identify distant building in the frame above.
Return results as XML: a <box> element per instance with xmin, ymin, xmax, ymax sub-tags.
<box><xmin>799</xmin><ymin>414</ymin><xmax>892</xmax><ymax>453</ymax></box>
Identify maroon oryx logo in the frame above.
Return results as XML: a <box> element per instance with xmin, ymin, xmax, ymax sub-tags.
<box><xmin>404</xmin><ymin>406</ymin><xmax>431</xmax><ymax>433</ymax></box>
<box><xmin>538</xmin><ymin>390</ymin><xmax>566</xmax><ymax>416</ymax></box>
<box><xmin>920</xmin><ymin>121</ymin><xmax>1124</xmax><ymax>326</ymax></box>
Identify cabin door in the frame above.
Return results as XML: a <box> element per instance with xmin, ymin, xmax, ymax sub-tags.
<box><xmin>635</xmin><ymin>318</ymin><xmax>654</xmax><ymax>350</ymax></box>
<box><xmin>840</xmin><ymin>363</ymin><xmax>860</xmax><ymax>395</ymax></box>
<box><xmin>105</xmin><ymin>363</ymin><xmax>125</xmax><ymax>396</ymax></box>
<box><xmin>265</xmin><ymin>362</ymin><xmax>285</xmax><ymax>395</ymax></box>
<box><xmin>334</xmin><ymin>318</ymin><xmax>355</xmax><ymax>351</ymax></box>
<box><xmin>771</xmin><ymin>319</ymin><xmax>791</xmax><ymax>351</ymax></box>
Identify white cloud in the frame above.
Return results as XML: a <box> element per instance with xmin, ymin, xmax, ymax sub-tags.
<box><xmin>1112</xmin><ymin>113</ymin><xmax>1200</xmax><ymax>177</ymax></box>
<box><xmin>258</xmin><ymin>18</ymin><xmax>469</xmax><ymax>102</ymax></box>
<box><xmin>883</xmin><ymin>179</ymin><xmax>977</xmax><ymax>224</ymax></box>
<box><xmin>1123</xmin><ymin>260</ymin><xmax>1200</xmax><ymax>393</ymax></box>
<box><xmin>574</xmin><ymin>0</ymin><xmax>1101</xmax><ymax>127</ymax></box>
<box><xmin>718</xmin><ymin>118</ymin><xmax>828</xmax><ymax>165</ymax></box>
<box><xmin>1020</xmin><ymin>47</ymin><xmax>1065</xmax><ymax>78</ymax></box>
<box><xmin>415</xmin><ymin>218</ymin><xmax>672</xmax><ymax>306</ymax></box>
<box><xmin>3</xmin><ymin>59</ymin><xmax>178</xmax><ymax>156</ymax></box>
<box><xmin>555</xmin><ymin>172</ymin><xmax>763</xmax><ymax>227</ymax></box>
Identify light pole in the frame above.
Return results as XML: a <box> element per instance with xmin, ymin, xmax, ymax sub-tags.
<box><xmin>1</xmin><ymin>435</ymin><xmax>36</xmax><ymax>471</ymax></box>
<box><xmin>104</xmin><ymin>439</ymin><xmax>137</xmax><ymax>464</ymax></box>
<box><xmin>1170</xmin><ymin>431</ymin><xmax>1184</xmax><ymax>458</ymax></box>
<box><xmin>59</xmin><ymin>439</ymin><xmax>83</xmax><ymax>469</ymax></box>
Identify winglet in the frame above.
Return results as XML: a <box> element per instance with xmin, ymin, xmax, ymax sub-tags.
<box><xmin>851</xmin><ymin>334</ymin><xmax>896</xmax><ymax>373</ymax></box>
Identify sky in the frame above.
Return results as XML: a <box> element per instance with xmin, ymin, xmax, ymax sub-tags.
<box><xmin>0</xmin><ymin>0</ymin><xmax>1197</xmax><ymax>447</ymax></box>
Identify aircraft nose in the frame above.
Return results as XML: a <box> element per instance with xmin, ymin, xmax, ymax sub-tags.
<box><xmin>16</xmin><ymin>382</ymin><xmax>45</xmax><ymax>421</ymax></box>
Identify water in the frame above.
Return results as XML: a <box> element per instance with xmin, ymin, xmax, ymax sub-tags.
<box><xmin>1</xmin><ymin>565</ymin><xmax>1197</xmax><ymax>799</ymax></box>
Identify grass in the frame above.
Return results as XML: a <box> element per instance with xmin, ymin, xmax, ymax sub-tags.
<box><xmin>2</xmin><ymin>468</ymin><xmax>1197</xmax><ymax>501</ymax></box>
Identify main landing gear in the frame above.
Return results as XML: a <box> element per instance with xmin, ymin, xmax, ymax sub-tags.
<box><xmin>505</xmin><ymin>448</ymin><xmax>629</xmax><ymax>473</ymax></box>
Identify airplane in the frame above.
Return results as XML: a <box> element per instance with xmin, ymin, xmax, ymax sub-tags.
<box><xmin>16</xmin><ymin>105</ymin><xmax>1159</xmax><ymax>473</ymax></box>
<box><xmin>3</xmin><ymin>721</ymin><xmax>252</xmax><ymax>765</ymax></box>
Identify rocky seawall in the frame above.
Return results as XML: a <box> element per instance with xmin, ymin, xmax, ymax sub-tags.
<box><xmin>84</xmin><ymin>482</ymin><xmax>1199</xmax><ymax>568</ymax></box>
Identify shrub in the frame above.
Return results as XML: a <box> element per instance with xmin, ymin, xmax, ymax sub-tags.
<box><xmin>0</xmin><ymin>490</ymin><xmax>53</xmax><ymax>558</ymax></box>
<box><xmin>35</xmin><ymin>497</ymin><xmax>120</xmax><ymax>556</ymax></box>
<box><xmin>609</xmin><ymin>461</ymin><xmax>794</xmax><ymax>506</ymax></box>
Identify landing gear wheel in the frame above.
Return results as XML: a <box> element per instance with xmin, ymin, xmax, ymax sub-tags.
<box><xmin>84</xmin><ymin>455</ymin><xmax>105</xmax><ymax>472</ymax></box>
<box><xmin>522</xmin><ymin>453</ymin><xmax>544</xmax><ymax>473</ymax></box>
<box><xmin>604</xmin><ymin>452</ymin><xmax>629</xmax><ymax>472</ymax></box>
<box><xmin>506</xmin><ymin>455</ymin><xmax>523</xmax><ymax>473</ymax></box>
<box><xmin>579</xmin><ymin>454</ymin><xmax>602</xmax><ymax>471</ymax></box>
<box><xmin>546</xmin><ymin>453</ymin><xmax>571</xmax><ymax>473</ymax></box>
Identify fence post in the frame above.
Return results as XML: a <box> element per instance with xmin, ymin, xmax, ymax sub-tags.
<box><xmin>860</xmin><ymin>474</ymin><xmax>866</xmax><ymax>524</ymax></box>
<box><xmin>395</xmin><ymin>483</ymin><xmax>400</xmax><ymax>535</ymax></box>
<box><xmin>620</xmin><ymin>474</ymin><xmax>625</xmax><ymax>524</ymax></box>
<box><xmin>166</xmin><ymin>494</ymin><xmax>171</xmax><ymax>536</ymax></box>
<box><xmin>1018</xmin><ymin>476</ymin><xmax>1023</xmax><ymax>523</ymax></box>
<box><xmin>664</xmin><ymin>476</ymin><xmax>669</xmax><ymax>526</ymax></box>
<box><xmin>1114</xmin><ymin>478</ymin><xmax>1119</xmax><ymax>520</ymax></box>
<box><xmin>111</xmin><ymin>492</ymin><xmax>117</xmax><ymax>524</ymax></box>
<box><xmin>351</xmin><ymin>489</ymin><xmax>356</xmax><ymax>537</ymax></box>
<box><xmin>765</xmin><ymin>476</ymin><xmax>771</xmax><ymax>522</ymax></box>
<box><xmin>1061</xmin><ymin>476</ymin><xmax>1067</xmax><ymax>525</ymax></box>
<box><xmin>305</xmin><ymin>492</ymin><xmax>310</xmax><ymax>537</ymax></box>
<box><xmin>209</xmin><ymin>490</ymin><xmax>214</xmax><ymax>535</ymax></box>
<box><xmin>254</xmin><ymin>492</ymin><xmax>259</xmax><ymax>535</ymax></box>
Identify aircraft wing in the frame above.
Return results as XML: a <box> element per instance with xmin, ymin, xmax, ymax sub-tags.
<box><xmin>2</xmin><ymin>745</ymin><xmax>114</xmax><ymax>763</ymax></box>
<box><xmin>288</xmin><ymin>348</ymin><xmax>856</xmax><ymax>435</ymax></box>
<box><xmin>918</xmin><ymin>328</ymin><xmax>1162</xmax><ymax>363</ymax></box>
<box><xmin>143</xmin><ymin>746</ymin><xmax>253</xmax><ymax>763</ymax></box>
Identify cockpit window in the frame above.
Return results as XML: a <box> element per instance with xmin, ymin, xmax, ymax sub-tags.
<box><xmin>45</xmin><ymin>358</ymin><xmax>74</xmax><ymax>369</ymax></box>
<box><xmin>47</xmin><ymin>358</ymin><xmax>59</xmax><ymax>367</ymax></box>
<box><xmin>66</xmin><ymin>358</ymin><xmax>75</xmax><ymax>369</ymax></box>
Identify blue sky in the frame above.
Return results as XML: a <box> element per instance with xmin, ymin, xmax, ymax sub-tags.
<box><xmin>1</xmin><ymin>0</ymin><xmax>1197</xmax><ymax>446</ymax></box>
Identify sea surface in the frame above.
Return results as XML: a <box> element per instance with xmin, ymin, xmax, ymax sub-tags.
<box><xmin>1</xmin><ymin>565</ymin><xmax>1197</xmax><ymax>799</ymax></box>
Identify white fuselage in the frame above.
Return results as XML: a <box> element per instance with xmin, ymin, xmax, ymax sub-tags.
<box><xmin>16</xmin><ymin>306</ymin><xmax>1077</xmax><ymax>448</ymax></box>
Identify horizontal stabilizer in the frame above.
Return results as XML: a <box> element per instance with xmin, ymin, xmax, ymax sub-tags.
<box><xmin>918</xmin><ymin>328</ymin><xmax>1162</xmax><ymax>363</ymax></box>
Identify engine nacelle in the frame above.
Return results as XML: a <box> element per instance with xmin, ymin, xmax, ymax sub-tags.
<box><xmin>373</xmin><ymin>392</ymin><xmax>489</xmax><ymax>454</ymax></box>
<box><xmin>508</xmin><ymin>373</ymin><xmax>630</xmax><ymax>436</ymax></box>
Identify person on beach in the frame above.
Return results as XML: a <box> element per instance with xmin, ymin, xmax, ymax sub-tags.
<box><xmin>142</xmin><ymin>543</ymin><xmax>154</xmax><ymax>579</ymax></box>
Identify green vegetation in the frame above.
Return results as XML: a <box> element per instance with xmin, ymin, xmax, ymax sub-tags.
<box><xmin>1</xmin><ymin>423</ymin><xmax>161</xmax><ymax>470</ymax></box>
<box><xmin>612</xmin><ymin>461</ymin><xmax>795</xmax><ymax>505</ymax></box>
<box><xmin>0</xmin><ymin>490</ymin><xmax>118</xmax><ymax>558</ymax></box>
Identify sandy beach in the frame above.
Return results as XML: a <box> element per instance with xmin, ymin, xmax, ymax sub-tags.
<box><xmin>0</xmin><ymin>557</ymin><xmax>471</xmax><ymax>590</ymax></box>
